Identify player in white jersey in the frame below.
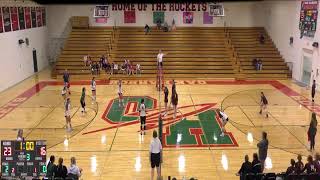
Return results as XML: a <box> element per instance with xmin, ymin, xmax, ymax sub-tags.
<box><xmin>217</xmin><ymin>109</ymin><xmax>229</xmax><ymax>137</ymax></box>
<box><xmin>91</xmin><ymin>77</ymin><xmax>96</xmax><ymax>103</ymax></box>
<box><xmin>139</xmin><ymin>99</ymin><xmax>147</xmax><ymax>135</ymax></box>
<box><xmin>118</xmin><ymin>80</ymin><xmax>124</xmax><ymax>108</ymax></box>
<box><xmin>65</xmin><ymin>97</ymin><xmax>72</xmax><ymax>131</ymax></box>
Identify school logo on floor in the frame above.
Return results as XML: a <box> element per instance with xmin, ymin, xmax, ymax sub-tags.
<box><xmin>84</xmin><ymin>96</ymin><xmax>238</xmax><ymax>148</ymax></box>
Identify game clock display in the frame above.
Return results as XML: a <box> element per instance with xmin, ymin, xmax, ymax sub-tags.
<box><xmin>1</xmin><ymin>140</ymin><xmax>47</xmax><ymax>177</ymax></box>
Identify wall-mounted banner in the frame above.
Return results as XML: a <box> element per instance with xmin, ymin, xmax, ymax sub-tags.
<box><xmin>94</xmin><ymin>5</ymin><xmax>109</xmax><ymax>17</ymax></box>
<box><xmin>299</xmin><ymin>0</ymin><xmax>318</xmax><ymax>38</ymax></box>
<box><xmin>36</xmin><ymin>7</ymin><xmax>42</xmax><ymax>27</ymax></box>
<box><xmin>10</xmin><ymin>7</ymin><xmax>19</xmax><ymax>31</ymax></box>
<box><xmin>209</xmin><ymin>4</ymin><xmax>224</xmax><ymax>17</ymax></box>
<box><xmin>2</xmin><ymin>7</ymin><xmax>11</xmax><ymax>32</ymax></box>
<box><xmin>25</xmin><ymin>7</ymin><xmax>31</xmax><ymax>29</ymax></box>
<box><xmin>0</xmin><ymin>8</ymin><xmax>3</xmax><ymax>33</ymax></box>
<box><xmin>183</xmin><ymin>12</ymin><xmax>193</xmax><ymax>24</ymax></box>
<box><xmin>153</xmin><ymin>11</ymin><xmax>164</xmax><ymax>24</ymax></box>
<box><xmin>203</xmin><ymin>12</ymin><xmax>213</xmax><ymax>24</ymax></box>
<box><xmin>124</xmin><ymin>10</ymin><xmax>136</xmax><ymax>23</ymax></box>
<box><xmin>41</xmin><ymin>7</ymin><xmax>46</xmax><ymax>26</ymax></box>
<box><xmin>18</xmin><ymin>7</ymin><xmax>25</xmax><ymax>30</ymax></box>
<box><xmin>31</xmin><ymin>7</ymin><xmax>37</xmax><ymax>28</ymax></box>
<box><xmin>112</xmin><ymin>3</ymin><xmax>207</xmax><ymax>12</ymax></box>
<box><xmin>95</xmin><ymin>17</ymin><xmax>107</xmax><ymax>23</ymax></box>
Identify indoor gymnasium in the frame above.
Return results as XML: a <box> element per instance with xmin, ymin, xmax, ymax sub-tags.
<box><xmin>0</xmin><ymin>0</ymin><xmax>319</xmax><ymax>179</ymax></box>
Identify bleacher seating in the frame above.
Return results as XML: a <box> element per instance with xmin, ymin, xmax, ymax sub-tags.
<box><xmin>228</xmin><ymin>27</ymin><xmax>290</xmax><ymax>79</ymax></box>
<box><xmin>53</xmin><ymin>26</ymin><xmax>290</xmax><ymax>80</ymax></box>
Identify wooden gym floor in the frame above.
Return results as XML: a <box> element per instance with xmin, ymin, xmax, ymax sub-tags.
<box><xmin>0</xmin><ymin>68</ymin><xmax>319</xmax><ymax>180</ymax></box>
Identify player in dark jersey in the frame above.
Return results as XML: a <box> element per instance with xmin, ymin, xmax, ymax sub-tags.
<box><xmin>171</xmin><ymin>90</ymin><xmax>178</xmax><ymax>119</ymax></box>
<box><xmin>163</xmin><ymin>86</ymin><xmax>169</xmax><ymax>116</ymax></box>
<box><xmin>259</xmin><ymin>92</ymin><xmax>268</xmax><ymax>118</ymax></box>
<box><xmin>80</xmin><ymin>87</ymin><xmax>86</xmax><ymax>115</ymax></box>
<box><xmin>312</xmin><ymin>80</ymin><xmax>316</xmax><ymax>103</ymax></box>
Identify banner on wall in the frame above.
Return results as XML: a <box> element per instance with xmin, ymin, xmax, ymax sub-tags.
<box><xmin>2</xmin><ymin>7</ymin><xmax>11</xmax><ymax>32</ymax></box>
<box><xmin>25</xmin><ymin>7</ymin><xmax>31</xmax><ymax>29</ymax></box>
<box><xmin>10</xmin><ymin>7</ymin><xmax>19</xmax><ymax>31</ymax></box>
<box><xmin>18</xmin><ymin>7</ymin><xmax>25</xmax><ymax>30</ymax></box>
<box><xmin>31</xmin><ymin>7</ymin><xmax>37</xmax><ymax>28</ymax></box>
<box><xmin>94</xmin><ymin>5</ymin><xmax>109</xmax><ymax>17</ymax></box>
<box><xmin>95</xmin><ymin>17</ymin><xmax>107</xmax><ymax>23</ymax></box>
<box><xmin>299</xmin><ymin>0</ymin><xmax>318</xmax><ymax>38</ymax></box>
<box><xmin>41</xmin><ymin>7</ymin><xmax>46</xmax><ymax>26</ymax></box>
<box><xmin>209</xmin><ymin>4</ymin><xmax>224</xmax><ymax>17</ymax></box>
<box><xmin>124</xmin><ymin>10</ymin><xmax>136</xmax><ymax>23</ymax></box>
<box><xmin>203</xmin><ymin>12</ymin><xmax>213</xmax><ymax>24</ymax></box>
<box><xmin>36</xmin><ymin>7</ymin><xmax>42</xmax><ymax>27</ymax></box>
<box><xmin>0</xmin><ymin>7</ymin><xmax>3</xmax><ymax>33</ymax></box>
<box><xmin>153</xmin><ymin>12</ymin><xmax>164</xmax><ymax>24</ymax></box>
<box><xmin>183</xmin><ymin>12</ymin><xmax>193</xmax><ymax>24</ymax></box>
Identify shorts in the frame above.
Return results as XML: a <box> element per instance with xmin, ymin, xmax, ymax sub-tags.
<box><xmin>151</xmin><ymin>153</ymin><xmax>161</xmax><ymax>168</ymax></box>
<box><xmin>164</xmin><ymin>97</ymin><xmax>168</xmax><ymax>103</ymax></box>
<box><xmin>158</xmin><ymin>62</ymin><xmax>163</xmax><ymax>67</ymax></box>
<box><xmin>80</xmin><ymin>101</ymin><xmax>85</xmax><ymax>108</ymax></box>
<box><xmin>118</xmin><ymin>93</ymin><xmax>123</xmax><ymax>99</ymax></box>
<box><xmin>140</xmin><ymin>116</ymin><xmax>146</xmax><ymax>125</ymax></box>
<box><xmin>92</xmin><ymin>89</ymin><xmax>96</xmax><ymax>93</ymax></box>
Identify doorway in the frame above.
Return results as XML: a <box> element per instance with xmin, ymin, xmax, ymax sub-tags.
<box><xmin>301</xmin><ymin>55</ymin><xmax>312</xmax><ymax>86</ymax></box>
<box><xmin>32</xmin><ymin>48</ymin><xmax>38</xmax><ymax>73</ymax></box>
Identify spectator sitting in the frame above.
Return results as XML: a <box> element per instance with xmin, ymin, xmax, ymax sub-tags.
<box><xmin>314</xmin><ymin>153</ymin><xmax>320</xmax><ymax>174</ymax></box>
<box><xmin>295</xmin><ymin>154</ymin><xmax>304</xmax><ymax>174</ymax></box>
<box><xmin>136</xmin><ymin>63</ymin><xmax>141</xmax><ymax>75</ymax></box>
<box><xmin>252</xmin><ymin>58</ymin><xmax>258</xmax><ymax>70</ymax></box>
<box><xmin>252</xmin><ymin>153</ymin><xmax>262</xmax><ymax>174</ymax></box>
<box><xmin>128</xmin><ymin>62</ymin><xmax>134</xmax><ymax>76</ymax></box>
<box><xmin>144</xmin><ymin>24</ymin><xmax>151</xmax><ymax>34</ymax></box>
<box><xmin>67</xmin><ymin>157</ymin><xmax>82</xmax><ymax>180</ymax></box>
<box><xmin>156</xmin><ymin>19</ymin><xmax>162</xmax><ymax>30</ymax></box>
<box><xmin>46</xmin><ymin>155</ymin><xmax>56</xmax><ymax>179</ymax></box>
<box><xmin>286</xmin><ymin>159</ymin><xmax>296</xmax><ymax>175</ymax></box>
<box><xmin>259</xmin><ymin>33</ymin><xmax>265</xmax><ymax>44</ymax></box>
<box><xmin>83</xmin><ymin>54</ymin><xmax>88</xmax><ymax>66</ymax></box>
<box><xmin>114</xmin><ymin>63</ymin><xmax>119</xmax><ymax>74</ymax></box>
<box><xmin>54</xmin><ymin>157</ymin><xmax>68</xmax><ymax>179</ymax></box>
<box><xmin>257</xmin><ymin>59</ymin><xmax>263</xmax><ymax>70</ymax></box>
<box><xmin>237</xmin><ymin>155</ymin><xmax>252</xmax><ymax>180</ymax></box>
<box><xmin>163</xmin><ymin>21</ymin><xmax>169</xmax><ymax>32</ymax></box>
<box><xmin>303</xmin><ymin>155</ymin><xmax>316</xmax><ymax>174</ymax></box>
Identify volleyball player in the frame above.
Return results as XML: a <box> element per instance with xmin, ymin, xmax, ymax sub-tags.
<box><xmin>163</xmin><ymin>86</ymin><xmax>169</xmax><ymax>116</ymax></box>
<box><xmin>118</xmin><ymin>80</ymin><xmax>124</xmax><ymax>108</ymax></box>
<box><xmin>171</xmin><ymin>90</ymin><xmax>178</xmax><ymax>119</ymax></box>
<box><xmin>65</xmin><ymin>98</ymin><xmax>72</xmax><ymax>131</ymax></box>
<box><xmin>259</xmin><ymin>92</ymin><xmax>269</xmax><ymax>118</ymax></box>
<box><xmin>139</xmin><ymin>99</ymin><xmax>146</xmax><ymax>135</ymax></box>
<box><xmin>217</xmin><ymin>109</ymin><xmax>229</xmax><ymax>137</ymax></box>
<box><xmin>80</xmin><ymin>87</ymin><xmax>86</xmax><ymax>115</ymax></box>
<box><xmin>91</xmin><ymin>77</ymin><xmax>96</xmax><ymax>103</ymax></box>
<box><xmin>312</xmin><ymin>80</ymin><xmax>316</xmax><ymax>103</ymax></box>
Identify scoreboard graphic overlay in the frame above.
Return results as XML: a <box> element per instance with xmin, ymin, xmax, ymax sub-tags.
<box><xmin>1</xmin><ymin>140</ymin><xmax>47</xmax><ymax>177</ymax></box>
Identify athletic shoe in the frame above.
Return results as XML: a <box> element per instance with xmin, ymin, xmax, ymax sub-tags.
<box><xmin>259</xmin><ymin>110</ymin><xmax>262</xmax><ymax>114</ymax></box>
<box><xmin>220</xmin><ymin>133</ymin><xmax>224</xmax><ymax>137</ymax></box>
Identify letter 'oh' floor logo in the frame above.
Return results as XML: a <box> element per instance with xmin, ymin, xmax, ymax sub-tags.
<box><xmin>83</xmin><ymin>96</ymin><xmax>238</xmax><ymax>148</ymax></box>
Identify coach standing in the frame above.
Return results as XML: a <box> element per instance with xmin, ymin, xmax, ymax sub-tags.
<box><xmin>257</xmin><ymin>131</ymin><xmax>269</xmax><ymax>172</ymax></box>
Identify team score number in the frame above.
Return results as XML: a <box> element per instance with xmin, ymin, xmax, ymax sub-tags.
<box><xmin>3</xmin><ymin>147</ymin><xmax>12</xmax><ymax>156</ymax></box>
<box><xmin>40</xmin><ymin>146</ymin><xmax>46</xmax><ymax>156</ymax></box>
<box><xmin>26</xmin><ymin>141</ymin><xmax>34</xmax><ymax>151</ymax></box>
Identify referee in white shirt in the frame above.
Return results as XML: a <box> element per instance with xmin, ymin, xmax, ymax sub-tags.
<box><xmin>139</xmin><ymin>99</ymin><xmax>146</xmax><ymax>135</ymax></box>
<box><xmin>157</xmin><ymin>49</ymin><xmax>168</xmax><ymax>68</ymax></box>
<box><xmin>150</xmin><ymin>130</ymin><xmax>162</xmax><ymax>180</ymax></box>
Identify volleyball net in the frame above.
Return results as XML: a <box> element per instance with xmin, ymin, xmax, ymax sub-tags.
<box><xmin>220</xmin><ymin>89</ymin><xmax>313</xmax><ymax>156</ymax></box>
